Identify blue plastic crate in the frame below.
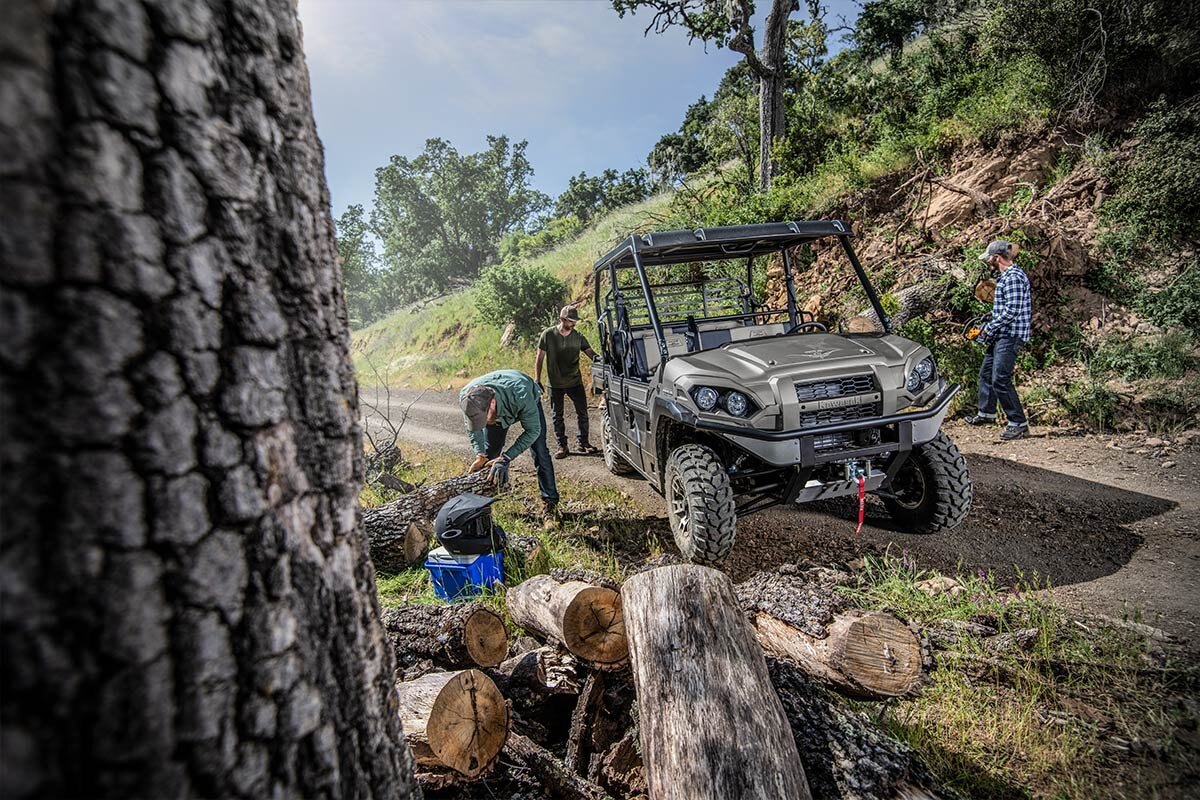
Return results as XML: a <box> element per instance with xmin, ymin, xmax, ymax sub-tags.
<box><xmin>425</xmin><ymin>546</ymin><xmax>504</xmax><ymax>602</ymax></box>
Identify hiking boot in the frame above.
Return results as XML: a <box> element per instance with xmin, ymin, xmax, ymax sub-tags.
<box><xmin>554</xmin><ymin>447</ymin><xmax>569</xmax><ymax>459</ymax></box>
<box><xmin>965</xmin><ymin>413</ymin><xmax>997</xmax><ymax>426</ymax></box>
<box><xmin>577</xmin><ymin>442</ymin><xmax>599</xmax><ymax>455</ymax></box>
<box><xmin>542</xmin><ymin>500</ymin><xmax>560</xmax><ymax>531</ymax></box>
<box><xmin>1000</xmin><ymin>423</ymin><xmax>1029</xmax><ymax>441</ymax></box>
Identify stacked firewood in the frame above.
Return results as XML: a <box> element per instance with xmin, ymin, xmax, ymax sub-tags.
<box><xmin>382</xmin><ymin>562</ymin><xmax>959</xmax><ymax>800</ymax></box>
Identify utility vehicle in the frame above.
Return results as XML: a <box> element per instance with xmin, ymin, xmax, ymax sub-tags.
<box><xmin>591</xmin><ymin>221</ymin><xmax>971</xmax><ymax>564</ymax></box>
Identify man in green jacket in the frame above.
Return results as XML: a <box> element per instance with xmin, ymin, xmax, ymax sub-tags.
<box><xmin>535</xmin><ymin>305</ymin><xmax>599</xmax><ymax>459</ymax></box>
<box><xmin>459</xmin><ymin>369</ymin><xmax>559</xmax><ymax>522</ymax></box>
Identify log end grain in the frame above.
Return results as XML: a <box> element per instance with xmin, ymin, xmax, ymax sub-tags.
<box><xmin>463</xmin><ymin>607</ymin><xmax>509</xmax><ymax>668</ymax></box>
<box><xmin>563</xmin><ymin>587</ymin><xmax>628</xmax><ymax>670</ymax></box>
<box><xmin>835</xmin><ymin>611</ymin><xmax>922</xmax><ymax>697</ymax></box>
<box><xmin>427</xmin><ymin>669</ymin><xmax>510</xmax><ymax>778</ymax></box>
<box><xmin>404</xmin><ymin>520</ymin><xmax>432</xmax><ymax>566</ymax></box>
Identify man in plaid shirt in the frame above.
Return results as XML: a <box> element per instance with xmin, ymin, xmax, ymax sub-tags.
<box><xmin>967</xmin><ymin>240</ymin><xmax>1032</xmax><ymax>440</ymax></box>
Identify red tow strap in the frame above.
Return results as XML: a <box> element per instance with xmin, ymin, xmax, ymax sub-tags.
<box><xmin>854</xmin><ymin>475</ymin><xmax>866</xmax><ymax>536</ymax></box>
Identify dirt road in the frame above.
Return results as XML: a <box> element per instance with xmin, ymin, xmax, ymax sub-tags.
<box><xmin>363</xmin><ymin>385</ymin><xmax>1200</xmax><ymax>642</ymax></box>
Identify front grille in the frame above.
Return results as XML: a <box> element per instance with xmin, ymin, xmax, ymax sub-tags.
<box><xmin>812</xmin><ymin>431</ymin><xmax>856</xmax><ymax>452</ymax></box>
<box><xmin>798</xmin><ymin>401</ymin><xmax>881</xmax><ymax>429</ymax></box>
<box><xmin>794</xmin><ymin>374</ymin><xmax>876</xmax><ymax>402</ymax></box>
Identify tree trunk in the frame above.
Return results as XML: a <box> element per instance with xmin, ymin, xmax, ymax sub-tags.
<box><xmin>757</xmin><ymin>0</ymin><xmax>792</xmax><ymax>190</ymax></box>
<box><xmin>362</xmin><ymin>473</ymin><xmax>495</xmax><ymax>572</ymax></box>
<box><xmin>0</xmin><ymin>2</ymin><xmax>418</xmax><ymax>797</ymax></box>
<box><xmin>769</xmin><ymin>659</ymin><xmax>956</xmax><ymax>800</ymax></box>
<box><xmin>622</xmin><ymin>565</ymin><xmax>812</xmax><ymax>800</ymax></box>
<box><xmin>738</xmin><ymin>566</ymin><xmax>922</xmax><ymax>698</ymax></box>
<box><xmin>381</xmin><ymin>601</ymin><xmax>509</xmax><ymax>670</ymax></box>
<box><xmin>505</xmin><ymin>575</ymin><xmax>629</xmax><ymax>670</ymax></box>
<box><xmin>396</xmin><ymin>669</ymin><xmax>509</xmax><ymax>779</ymax></box>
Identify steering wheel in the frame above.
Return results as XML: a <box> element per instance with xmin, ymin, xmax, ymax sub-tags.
<box><xmin>786</xmin><ymin>321</ymin><xmax>828</xmax><ymax>334</ymax></box>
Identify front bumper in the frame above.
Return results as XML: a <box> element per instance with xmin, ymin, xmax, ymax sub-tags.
<box><xmin>658</xmin><ymin>383</ymin><xmax>959</xmax><ymax>468</ymax></box>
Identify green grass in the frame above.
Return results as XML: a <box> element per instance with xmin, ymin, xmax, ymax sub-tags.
<box><xmin>842</xmin><ymin>554</ymin><xmax>1193</xmax><ymax>799</ymax></box>
<box><xmin>351</xmin><ymin>192</ymin><xmax>675</xmax><ymax>388</ymax></box>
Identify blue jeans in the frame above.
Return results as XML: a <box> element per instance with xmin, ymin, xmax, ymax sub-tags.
<box><xmin>977</xmin><ymin>336</ymin><xmax>1026</xmax><ymax>425</ymax></box>
<box><xmin>484</xmin><ymin>404</ymin><xmax>559</xmax><ymax>503</ymax></box>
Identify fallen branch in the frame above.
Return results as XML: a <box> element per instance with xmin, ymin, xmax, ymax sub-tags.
<box><xmin>505</xmin><ymin>732</ymin><xmax>615</xmax><ymax>800</ymax></box>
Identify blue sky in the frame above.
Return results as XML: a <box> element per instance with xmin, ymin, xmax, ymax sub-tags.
<box><xmin>299</xmin><ymin>0</ymin><xmax>857</xmax><ymax>219</ymax></box>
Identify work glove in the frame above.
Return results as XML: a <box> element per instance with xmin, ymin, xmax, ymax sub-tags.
<box><xmin>468</xmin><ymin>454</ymin><xmax>489</xmax><ymax>474</ymax></box>
<box><xmin>487</xmin><ymin>456</ymin><xmax>511</xmax><ymax>489</ymax></box>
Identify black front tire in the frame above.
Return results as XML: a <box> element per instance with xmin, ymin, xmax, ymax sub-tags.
<box><xmin>882</xmin><ymin>431</ymin><xmax>972</xmax><ymax>533</ymax></box>
<box><xmin>600</xmin><ymin>404</ymin><xmax>635</xmax><ymax>476</ymax></box>
<box><xmin>664</xmin><ymin>444</ymin><xmax>737</xmax><ymax>564</ymax></box>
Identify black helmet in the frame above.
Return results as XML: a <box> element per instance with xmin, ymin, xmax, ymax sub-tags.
<box><xmin>434</xmin><ymin>493</ymin><xmax>506</xmax><ymax>555</ymax></box>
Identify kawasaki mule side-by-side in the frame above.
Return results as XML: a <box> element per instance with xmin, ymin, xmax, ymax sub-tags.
<box><xmin>591</xmin><ymin>221</ymin><xmax>972</xmax><ymax>564</ymax></box>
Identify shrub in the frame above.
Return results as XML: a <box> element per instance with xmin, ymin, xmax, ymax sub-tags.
<box><xmin>1136</xmin><ymin>267</ymin><xmax>1200</xmax><ymax>334</ymax></box>
<box><xmin>475</xmin><ymin>262</ymin><xmax>567</xmax><ymax>339</ymax></box>
<box><xmin>1091</xmin><ymin>331</ymin><xmax>1195</xmax><ymax>381</ymax></box>
<box><xmin>1061</xmin><ymin>381</ymin><xmax>1121</xmax><ymax>430</ymax></box>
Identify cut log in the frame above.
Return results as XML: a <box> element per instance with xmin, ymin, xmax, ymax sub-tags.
<box><xmin>396</xmin><ymin>669</ymin><xmax>510</xmax><ymax>779</ymax></box>
<box><xmin>506</xmin><ymin>575</ymin><xmax>628</xmax><ymax>670</ymax></box>
<box><xmin>769</xmin><ymin>658</ymin><xmax>956</xmax><ymax>800</ymax></box>
<box><xmin>753</xmin><ymin>611</ymin><xmax>922</xmax><ymax>699</ymax></box>
<box><xmin>505</xmin><ymin>732</ymin><xmax>614</xmax><ymax>800</ymax></box>
<box><xmin>622</xmin><ymin>565</ymin><xmax>812</xmax><ymax>800</ymax></box>
<box><xmin>381</xmin><ymin>601</ymin><xmax>509</xmax><ymax>670</ymax></box>
<box><xmin>362</xmin><ymin>473</ymin><xmax>496</xmax><ymax>573</ymax></box>
<box><xmin>738</xmin><ymin>565</ymin><xmax>922</xmax><ymax>699</ymax></box>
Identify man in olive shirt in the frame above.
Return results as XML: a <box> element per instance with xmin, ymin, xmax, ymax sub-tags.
<box><xmin>460</xmin><ymin>369</ymin><xmax>559</xmax><ymax>523</ymax></box>
<box><xmin>535</xmin><ymin>305</ymin><xmax>599</xmax><ymax>459</ymax></box>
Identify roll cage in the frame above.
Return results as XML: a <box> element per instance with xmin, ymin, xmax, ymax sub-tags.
<box><xmin>591</xmin><ymin>221</ymin><xmax>892</xmax><ymax>377</ymax></box>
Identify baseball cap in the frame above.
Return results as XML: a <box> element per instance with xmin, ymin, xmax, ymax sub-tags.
<box><xmin>559</xmin><ymin>305</ymin><xmax>580</xmax><ymax>321</ymax></box>
<box><xmin>460</xmin><ymin>384</ymin><xmax>494</xmax><ymax>432</ymax></box>
<box><xmin>978</xmin><ymin>240</ymin><xmax>1013</xmax><ymax>261</ymax></box>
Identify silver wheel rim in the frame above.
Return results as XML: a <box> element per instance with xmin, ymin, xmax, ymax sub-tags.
<box><xmin>668</xmin><ymin>473</ymin><xmax>691</xmax><ymax>550</ymax></box>
<box><xmin>892</xmin><ymin>462</ymin><xmax>928</xmax><ymax>510</ymax></box>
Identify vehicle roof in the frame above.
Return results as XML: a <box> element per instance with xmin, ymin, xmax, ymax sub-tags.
<box><xmin>592</xmin><ymin>220</ymin><xmax>852</xmax><ymax>272</ymax></box>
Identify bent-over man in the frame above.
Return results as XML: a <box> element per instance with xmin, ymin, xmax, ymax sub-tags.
<box><xmin>460</xmin><ymin>369</ymin><xmax>559</xmax><ymax>525</ymax></box>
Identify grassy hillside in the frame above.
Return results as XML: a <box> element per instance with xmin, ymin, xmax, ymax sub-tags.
<box><xmin>351</xmin><ymin>191</ymin><xmax>674</xmax><ymax>388</ymax></box>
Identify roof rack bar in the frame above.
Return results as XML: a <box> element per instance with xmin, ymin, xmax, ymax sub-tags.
<box><xmin>629</xmin><ymin>237</ymin><xmax>669</xmax><ymax>366</ymax></box>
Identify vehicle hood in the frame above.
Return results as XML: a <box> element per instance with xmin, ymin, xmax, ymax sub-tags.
<box><xmin>668</xmin><ymin>333</ymin><xmax>917</xmax><ymax>382</ymax></box>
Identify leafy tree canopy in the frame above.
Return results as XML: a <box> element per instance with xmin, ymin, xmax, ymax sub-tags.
<box><xmin>370</xmin><ymin>135</ymin><xmax>549</xmax><ymax>303</ymax></box>
<box><xmin>554</xmin><ymin>168</ymin><xmax>651</xmax><ymax>223</ymax></box>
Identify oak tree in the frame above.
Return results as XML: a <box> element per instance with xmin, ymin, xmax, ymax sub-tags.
<box><xmin>0</xmin><ymin>0</ymin><xmax>418</xmax><ymax>796</ymax></box>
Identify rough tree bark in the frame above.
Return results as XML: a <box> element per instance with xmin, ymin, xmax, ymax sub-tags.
<box><xmin>769</xmin><ymin>659</ymin><xmax>955</xmax><ymax>800</ymax></box>
<box><xmin>622</xmin><ymin>565</ymin><xmax>812</xmax><ymax>800</ymax></box>
<box><xmin>0</xmin><ymin>1</ymin><xmax>417</xmax><ymax>797</ymax></box>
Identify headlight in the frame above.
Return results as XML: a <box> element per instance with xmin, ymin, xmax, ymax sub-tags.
<box><xmin>906</xmin><ymin>370</ymin><xmax>923</xmax><ymax>392</ymax></box>
<box><xmin>916</xmin><ymin>356</ymin><xmax>935</xmax><ymax>381</ymax></box>
<box><xmin>694</xmin><ymin>386</ymin><xmax>719</xmax><ymax>411</ymax></box>
<box><xmin>723</xmin><ymin>391</ymin><xmax>749</xmax><ymax>417</ymax></box>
